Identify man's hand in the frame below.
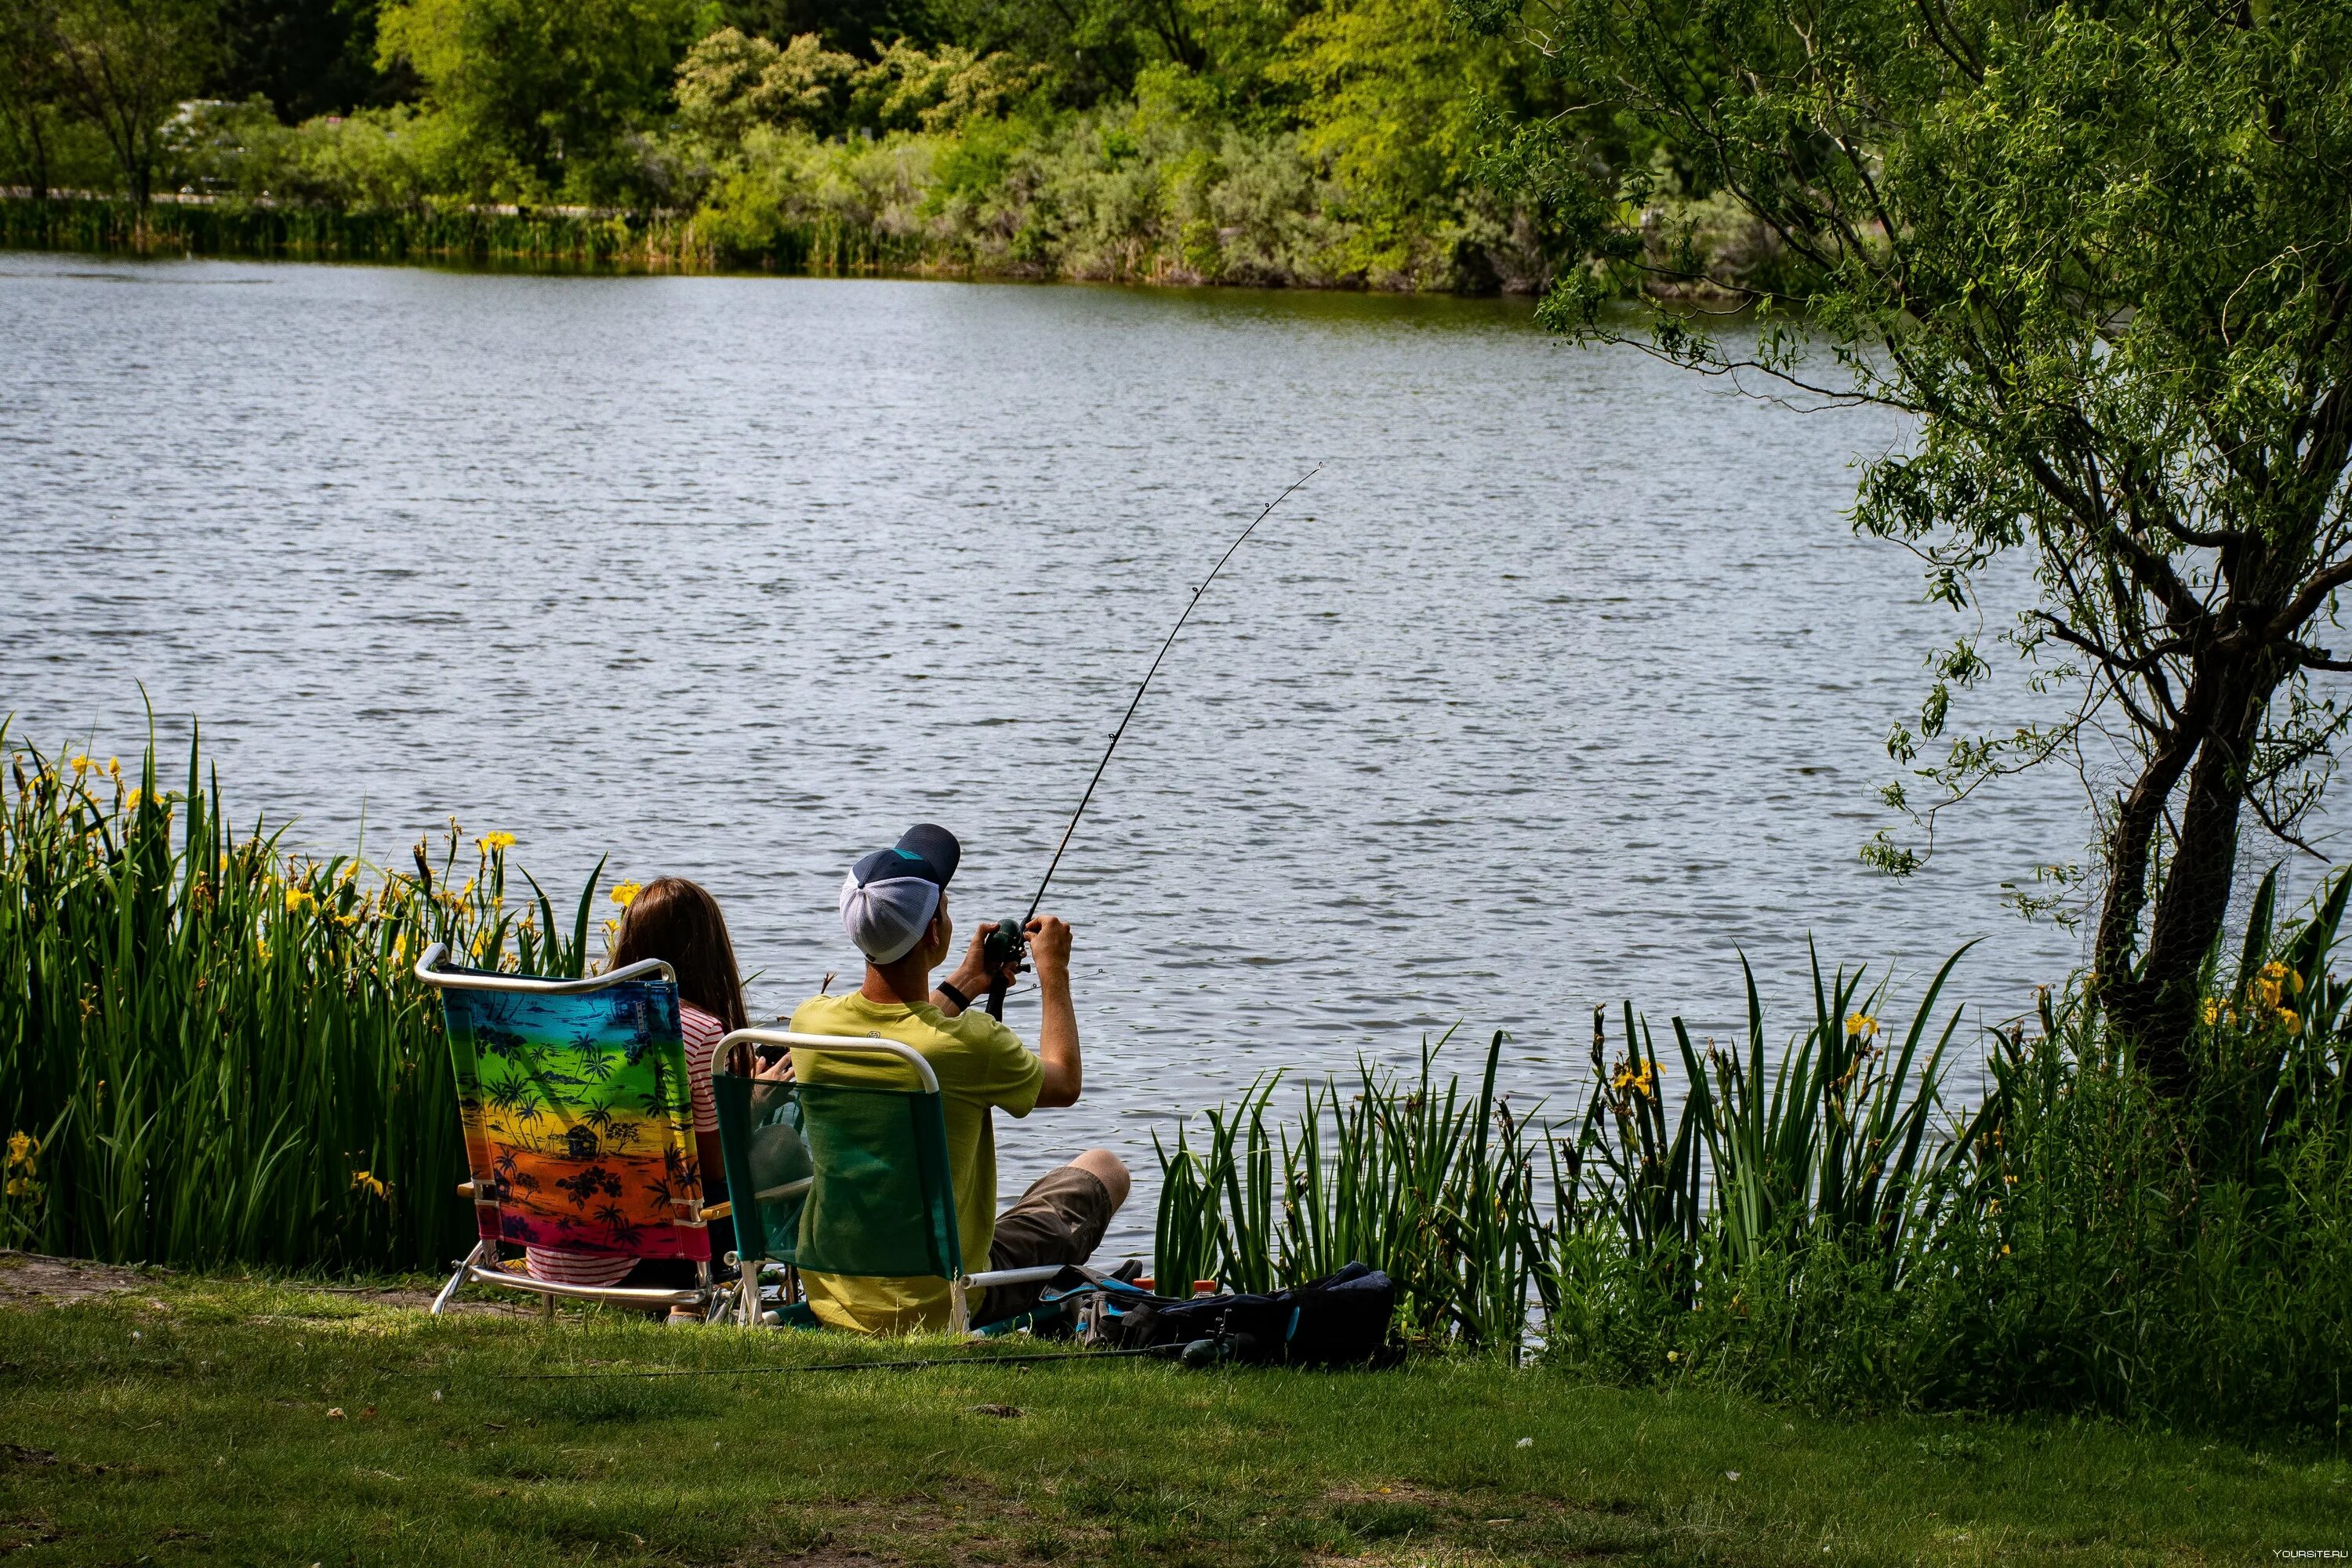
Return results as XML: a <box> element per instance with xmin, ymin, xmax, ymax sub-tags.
<box><xmin>1025</xmin><ymin>916</ymin><xmax>1072</xmax><ymax>986</ymax></box>
<box><xmin>938</xmin><ymin>925</ymin><xmax>1022</xmax><ymax>1016</ymax></box>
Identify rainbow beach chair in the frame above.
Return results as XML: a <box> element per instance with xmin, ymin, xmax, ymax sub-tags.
<box><xmin>415</xmin><ymin>944</ymin><xmax>726</xmax><ymax>1319</ymax></box>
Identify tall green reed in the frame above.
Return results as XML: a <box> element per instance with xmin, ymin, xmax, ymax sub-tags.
<box><xmin>1154</xmin><ymin>1029</ymin><xmax>1551</xmax><ymax>1352</ymax></box>
<box><xmin>1563</xmin><ymin>944</ymin><xmax>1970</xmax><ymax>1282</ymax></box>
<box><xmin>0</xmin><ymin>726</ymin><xmax>603</xmax><ymax>1271</ymax></box>
<box><xmin>1151</xmin><ymin>949</ymin><xmax>1973</xmax><ymax>1359</ymax></box>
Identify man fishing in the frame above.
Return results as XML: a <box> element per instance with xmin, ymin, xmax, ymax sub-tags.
<box><xmin>787</xmin><ymin>823</ymin><xmax>1131</xmax><ymax>1334</ymax></box>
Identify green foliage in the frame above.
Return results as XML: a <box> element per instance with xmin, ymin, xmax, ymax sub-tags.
<box><xmin>2</xmin><ymin>724</ymin><xmax>2342</xmax><ymax>1437</ymax></box>
<box><xmin>928</xmin><ymin>0</ymin><xmax>1316</xmax><ymax>107</ymax></box>
<box><xmin>1545</xmin><ymin>889</ymin><xmax>2351</xmax><ymax>1437</ymax></box>
<box><xmin>374</xmin><ymin>0</ymin><xmax>701</xmax><ymax>197</ymax></box>
<box><xmin>0</xmin><ymin>100</ymin><xmax>117</xmax><ymax>198</ymax></box>
<box><xmin>162</xmin><ymin>95</ymin><xmax>466</xmax><ymax>201</ymax></box>
<box><xmin>676</xmin><ymin>26</ymin><xmax>1046</xmax><ymax>141</ymax></box>
<box><xmin>214</xmin><ymin>0</ymin><xmax>387</xmax><ymax>121</ymax></box>
<box><xmin>716</xmin><ymin>0</ymin><xmax>931</xmax><ymax>59</ymax></box>
<box><xmin>1572</xmin><ymin>945</ymin><xmax>1969</xmax><ymax>1282</ymax></box>
<box><xmin>0</xmin><ymin>727</ymin><xmax>604</xmax><ymax>1271</ymax></box>
<box><xmin>670</xmin><ymin>38</ymin><xmax>1383</xmax><ymax>283</ymax></box>
<box><xmin>1</xmin><ymin>189</ymin><xmax>703</xmax><ymax>262</ymax></box>
<box><xmin>685</xmin><ymin>88</ymin><xmax>1363</xmax><ymax>285</ymax></box>
<box><xmin>1272</xmin><ymin>0</ymin><xmax>1492</xmax><ymax>220</ymax></box>
<box><xmin>251</xmin><ymin>105</ymin><xmax>467</xmax><ymax>205</ymax></box>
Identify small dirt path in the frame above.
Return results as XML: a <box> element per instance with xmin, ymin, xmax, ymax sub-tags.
<box><xmin>0</xmin><ymin>1250</ymin><xmax>150</xmax><ymax>1307</ymax></box>
<box><xmin>0</xmin><ymin>1251</ymin><xmax>531</xmax><ymax>1315</ymax></box>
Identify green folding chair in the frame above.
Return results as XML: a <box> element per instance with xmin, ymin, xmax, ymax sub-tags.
<box><xmin>710</xmin><ymin>1029</ymin><xmax>1062</xmax><ymax>1334</ymax></box>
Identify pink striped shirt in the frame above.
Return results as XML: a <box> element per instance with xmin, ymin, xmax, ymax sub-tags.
<box><xmin>523</xmin><ymin>1001</ymin><xmax>724</xmax><ymax>1287</ymax></box>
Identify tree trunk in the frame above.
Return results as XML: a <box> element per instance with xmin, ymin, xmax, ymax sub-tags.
<box><xmin>2098</xmin><ymin>655</ymin><xmax>2276</xmax><ymax>1096</ymax></box>
<box><xmin>2090</xmin><ymin>717</ymin><xmax>2200</xmax><ymax>995</ymax></box>
<box><xmin>25</xmin><ymin>108</ymin><xmax>49</xmax><ymax>203</ymax></box>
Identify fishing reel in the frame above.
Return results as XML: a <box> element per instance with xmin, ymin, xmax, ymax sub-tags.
<box><xmin>982</xmin><ymin>916</ymin><xmax>1025</xmax><ymax>1018</ymax></box>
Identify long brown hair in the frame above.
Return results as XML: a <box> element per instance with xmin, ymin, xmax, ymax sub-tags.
<box><xmin>608</xmin><ymin>877</ymin><xmax>749</xmax><ymax>1033</ymax></box>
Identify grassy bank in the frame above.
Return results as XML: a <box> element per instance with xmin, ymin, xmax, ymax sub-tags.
<box><xmin>1</xmin><ymin>1263</ymin><xmax>2345</xmax><ymax>1566</ymax></box>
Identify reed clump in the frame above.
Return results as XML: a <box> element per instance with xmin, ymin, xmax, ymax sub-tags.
<box><xmin>1153</xmin><ymin>1031</ymin><xmax>1551</xmax><ymax>1353</ymax></box>
<box><xmin>1156</xmin><ymin>880</ymin><xmax>2350</xmax><ymax>1437</ymax></box>
<box><xmin>0</xmin><ymin>727</ymin><xmax>599</xmax><ymax>1272</ymax></box>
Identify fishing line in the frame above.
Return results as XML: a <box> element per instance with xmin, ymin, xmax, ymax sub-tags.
<box><xmin>1024</xmin><ymin>464</ymin><xmax>1319</xmax><ymax>924</ymax></box>
<box><xmin>503</xmin><ymin>1345</ymin><xmax>1179</xmax><ymax>1380</ymax></box>
<box><xmin>984</xmin><ymin>463</ymin><xmax>1321</xmax><ymax>1012</ymax></box>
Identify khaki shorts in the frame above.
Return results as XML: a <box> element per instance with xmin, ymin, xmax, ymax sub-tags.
<box><xmin>983</xmin><ymin>1163</ymin><xmax>1116</xmax><ymax>1319</ymax></box>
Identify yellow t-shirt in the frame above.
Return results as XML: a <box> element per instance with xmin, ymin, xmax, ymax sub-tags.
<box><xmin>787</xmin><ymin>990</ymin><xmax>1044</xmax><ymax>1333</ymax></box>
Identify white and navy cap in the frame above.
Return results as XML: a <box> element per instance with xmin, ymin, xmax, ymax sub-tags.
<box><xmin>839</xmin><ymin>824</ymin><xmax>962</xmax><ymax>964</ymax></box>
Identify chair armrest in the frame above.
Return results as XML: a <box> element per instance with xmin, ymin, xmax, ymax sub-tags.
<box><xmin>700</xmin><ymin>1201</ymin><xmax>731</xmax><ymax>1221</ymax></box>
<box><xmin>963</xmin><ymin>1265</ymin><xmax>1066</xmax><ymax>1289</ymax></box>
<box><xmin>457</xmin><ymin>1181</ymin><xmax>476</xmax><ymax>1198</ymax></box>
<box><xmin>414</xmin><ymin>942</ymin><xmax>676</xmax><ymax>993</ymax></box>
<box><xmin>718</xmin><ymin>1028</ymin><xmax>940</xmax><ymax>1094</ymax></box>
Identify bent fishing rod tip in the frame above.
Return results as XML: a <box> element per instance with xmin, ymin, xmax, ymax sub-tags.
<box><xmin>1002</xmin><ymin>463</ymin><xmax>1323</xmax><ymax>946</ymax></box>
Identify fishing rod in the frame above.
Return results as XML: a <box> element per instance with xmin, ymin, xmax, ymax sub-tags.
<box><xmin>982</xmin><ymin>464</ymin><xmax>1322</xmax><ymax>1017</ymax></box>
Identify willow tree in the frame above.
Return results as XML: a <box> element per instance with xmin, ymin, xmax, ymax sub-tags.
<box><xmin>1485</xmin><ymin>0</ymin><xmax>2352</xmax><ymax>1094</ymax></box>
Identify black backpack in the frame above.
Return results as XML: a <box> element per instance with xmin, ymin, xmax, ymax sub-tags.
<box><xmin>1108</xmin><ymin>1262</ymin><xmax>1403</xmax><ymax>1367</ymax></box>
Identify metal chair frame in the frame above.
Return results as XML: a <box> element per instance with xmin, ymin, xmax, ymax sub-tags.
<box><xmin>715</xmin><ymin>1028</ymin><xmax>1061</xmax><ymax>1334</ymax></box>
<box><xmin>416</xmin><ymin>942</ymin><xmax>721</xmax><ymax>1322</ymax></box>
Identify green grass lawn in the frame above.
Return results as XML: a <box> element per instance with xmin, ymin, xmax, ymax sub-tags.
<box><xmin>0</xmin><ymin>1261</ymin><xmax>2343</xmax><ymax>1566</ymax></box>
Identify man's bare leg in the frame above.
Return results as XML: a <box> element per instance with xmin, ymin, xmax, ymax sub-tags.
<box><xmin>1071</xmin><ymin>1147</ymin><xmax>1131</xmax><ymax>1211</ymax></box>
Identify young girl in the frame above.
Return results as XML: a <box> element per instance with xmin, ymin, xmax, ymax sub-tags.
<box><xmin>523</xmin><ymin>876</ymin><xmax>750</xmax><ymax>1290</ymax></box>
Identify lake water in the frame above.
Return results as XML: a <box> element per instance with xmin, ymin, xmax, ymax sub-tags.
<box><xmin>3</xmin><ymin>252</ymin><xmax>2130</xmax><ymax>1257</ymax></box>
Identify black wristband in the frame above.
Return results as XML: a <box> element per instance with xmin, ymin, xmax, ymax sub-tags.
<box><xmin>937</xmin><ymin>978</ymin><xmax>971</xmax><ymax>1011</ymax></box>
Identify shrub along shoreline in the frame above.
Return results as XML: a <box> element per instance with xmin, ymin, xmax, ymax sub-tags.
<box><xmin>1</xmin><ymin>193</ymin><xmax>880</xmax><ymax>274</ymax></box>
<box><xmin>0</xmin><ymin>185</ymin><xmax>1770</xmax><ymax>289</ymax></box>
<box><xmin>0</xmin><ymin>42</ymin><xmax>1781</xmax><ymax>292</ymax></box>
<box><xmin>2</xmin><ymin>728</ymin><xmax>2344</xmax><ymax>1441</ymax></box>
